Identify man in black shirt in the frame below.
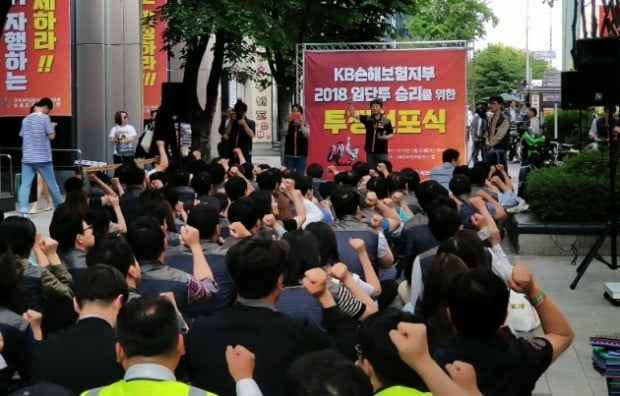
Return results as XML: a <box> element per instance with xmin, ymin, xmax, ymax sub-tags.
<box><xmin>347</xmin><ymin>98</ymin><xmax>394</xmax><ymax>169</ymax></box>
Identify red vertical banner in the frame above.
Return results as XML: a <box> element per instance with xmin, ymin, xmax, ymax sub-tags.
<box><xmin>0</xmin><ymin>0</ymin><xmax>72</xmax><ymax>116</ymax></box>
<box><xmin>142</xmin><ymin>0</ymin><xmax>167</xmax><ymax>120</ymax></box>
<box><xmin>303</xmin><ymin>49</ymin><xmax>466</xmax><ymax>177</ymax></box>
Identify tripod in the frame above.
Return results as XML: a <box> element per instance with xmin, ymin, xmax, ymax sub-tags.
<box><xmin>570</xmin><ymin>115</ymin><xmax>619</xmax><ymax>289</ymax></box>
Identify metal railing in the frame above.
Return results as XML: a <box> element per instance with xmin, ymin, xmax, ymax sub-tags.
<box><xmin>0</xmin><ymin>148</ymin><xmax>83</xmax><ymax>195</ymax></box>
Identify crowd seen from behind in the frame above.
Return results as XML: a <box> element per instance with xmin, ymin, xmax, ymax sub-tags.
<box><xmin>0</xmin><ymin>98</ymin><xmax>574</xmax><ymax>396</ymax></box>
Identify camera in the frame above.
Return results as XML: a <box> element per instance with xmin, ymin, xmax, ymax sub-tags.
<box><xmin>236</xmin><ymin>111</ymin><xmax>244</xmax><ymax>120</ymax></box>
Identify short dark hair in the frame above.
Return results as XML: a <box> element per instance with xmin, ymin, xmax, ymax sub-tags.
<box><xmin>489</xmin><ymin>94</ymin><xmax>504</xmax><ymax>105</ymax></box>
<box><xmin>173</xmin><ymin>167</ymin><xmax>191</xmax><ymax>187</ymax></box>
<box><xmin>415</xmin><ymin>180</ymin><xmax>449</xmax><ymax>213</ymax></box>
<box><xmin>74</xmin><ymin>264</ymin><xmax>128</xmax><ymax>308</ymax></box>
<box><xmin>428</xmin><ymin>204</ymin><xmax>462</xmax><ymax>242</ymax></box>
<box><xmin>330</xmin><ymin>187</ymin><xmax>360</xmax><ymax>219</ymax></box>
<box><xmin>296</xmin><ymin>175</ymin><xmax>313</xmax><ymax>196</ymax></box>
<box><xmin>114</xmin><ymin>110</ymin><xmax>127</xmax><ymax>125</ymax></box>
<box><xmin>49</xmin><ymin>211</ymin><xmax>87</xmax><ymax>252</ymax></box>
<box><xmin>442</xmin><ymin>148</ymin><xmax>460</xmax><ymax>163</ymax></box>
<box><xmin>224</xmin><ymin>176</ymin><xmax>247</xmax><ymax>201</ymax></box>
<box><xmin>366</xmin><ymin>177</ymin><xmax>389</xmax><ymax>199</ymax></box>
<box><xmin>191</xmin><ymin>171</ymin><xmax>213</xmax><ymax>196</ymax></box>
<box><xmin>529</xmin><ymin>107</ymin><xmax>538</xmax><ymax>117</ymax></box>
<box><xmin>226</xmin><ymin>234</ymin><xmax>287</xmax><ymax>299</ymax></box>
<box><xmin>0</xmin><ymin>216</ymin><xmax>36</xmax><ymax>257</ymax></box>
<box><xmin>207</xmin><ymin>162</ymin><xmax>226</xmax><ymax>186</ymax></box>
<box><xmin>86</xmin><ymin>234</ymin><xmax>135</xmax><ymax>277</ymax></box>
<box><xmin>123</xmin><ymin>164</ymin><xmax>145</xmax><ymax>186</ymax></box>
<box><xmin>249</xmin><ymin>190</ymin><xmax>273</xmax><ymax>219</ymax></box>
<box><xmin>37</xmin><ymin>97</ymin><xmax>54</xmax><ymax>110</ymax></box>
<box><xmin>127</xmin><ymin>216</ymin><xmax>165</xmax><ymax>261</ymax></box>
<box><xmin>187</xmin><ymin>204</ymin><xmax>220</xmax><ymax>240</ymax></box>
<box><xmin>213</xmin><ymin>192</ymin><xmax>229</xmax><ymax>212</ymax></box>
<box><xmin>306</xmin><ymin>163</ymin><xmax>323</xmax><ymax>179</ymax></box>
<box><xmin>256</xmin><ymin>169</ymin><xmax>281</xmax><ymax>191</ymax></box>
<box><xmin>318</xmin><ymin>181</ymin><xmax>336</xmax><ymax>201</ymax></box>
<box><xmin>449</xmin><ymin>174</ymin><xmax>472</xmax><ymax>197</ymax></box>
<box><xmin>369</xmin><ymin>98</ymin><xmax>383</xmax><ymax>107</ymax></box>
<box><xmin>448</xmin><ymin>269</ymin><xmax>509</xmax><ymax>338</ymax></box>
<box><xmin>352</xmin><ymin>161</ymin><xmax>370</xmax><ymax>178</ymax></box>
<box><xmin>401</xmin><ymin>167</ymin><xmax>420</xmax><ymax>192</ymax></box>
<box><xmin>285</xmin><ymin>349</ymin><xmax>372</xmax><ymax>396</ymax></box>
<box><xmin>359</xmin><ymin>309</ymin><xmax>425</xmax><ymax>390</ymax></box>
<box><xmin>228</xmin><ymin>197</ymin><xmax>260</xmax><ymax>231</ymax></box>
<box><xmin>385</xmin><ymin>172</ymin><xmax>405</xmax><ymax>193</ymax></box>
<box><xmin>334</xmin><ymin>171</ymin><xmax>359</xmax><ymax>188</ymax></box>
<box><xmin>291</xmin><ymin>103</ymin><xmax>304</xmax><ymax>114</ymax></box>
<box><xmin>468</xmin><ymin>163</ymin><xmax>487</xmax><ymax>187</ymax></box>
<box><xmin>117</xmin><ymin>295</ymin><xmax>179</xmax><ymax>358</ymax></box>
<box><xmin>234</xmin><ymin>99</ymin><xmax>248</xmax><ymax>113</ymax></box>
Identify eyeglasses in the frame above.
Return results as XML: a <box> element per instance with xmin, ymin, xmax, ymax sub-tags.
<box><xmin>82</xmin><ymin>225</ymin><xmax>93</xmax><ymax>233</ymax></box>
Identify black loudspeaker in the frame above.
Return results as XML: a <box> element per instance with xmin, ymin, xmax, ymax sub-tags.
<box><xmin>161</xmin><ymin>82</ymin><xmax>190</xmax><ymax>121</ymax></box>
<box><xmin>574</xmin><ymin>37</ymin><xmax>620</xmax><ymax>106</ymax></box>
<box><xmin>561</xmin><ymin>71</ymin><xmax>581</xmax><ymax>110</ymax></box>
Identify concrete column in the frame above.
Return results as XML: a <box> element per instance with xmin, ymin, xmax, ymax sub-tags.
<box><xmin>73</xmin><ymin>0</ymin><xmax>142</xmax><ymax>163</ymax></box>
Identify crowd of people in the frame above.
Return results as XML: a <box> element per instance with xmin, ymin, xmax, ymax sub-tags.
<box><xmin>1</xmin><ymin>96</ymin><xmax>576</xmax><ymax>396</ymax></box>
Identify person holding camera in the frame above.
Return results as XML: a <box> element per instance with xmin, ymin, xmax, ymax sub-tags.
<box><xmin>347</xmin><ymin>98</ymin><xmax>394</xmax><ymax>169</ymax></box>
<box><xmin>283</xmin><ymin>104</ymin><xmax>310</xmax><ymax>176</ymax></box>
<box><xmin>224</xmin><ymin>99</ymin><xmax>255</xmax><ymax>164</ymax></box>
<box><xmin>109</xmin><ymin>110</ymin><xmax>137</xmax><ymax>164</ymax></box>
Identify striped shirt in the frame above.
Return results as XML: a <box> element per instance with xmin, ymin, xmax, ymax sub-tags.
<box><xmin>20</xmin><ymin>112</ymin><xmax>53</xmax><ymax>163</ymax></box>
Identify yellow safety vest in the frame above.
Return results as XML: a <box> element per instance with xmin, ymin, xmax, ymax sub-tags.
<box><xmin>374</xmin><ymin>385</ymin><xmax>432</xmax><ymax>396</ymax></box>
<box><xmin>80</xmin><ymin>379</ymin><xmax>218</xmax><ymax>396</ymax></box>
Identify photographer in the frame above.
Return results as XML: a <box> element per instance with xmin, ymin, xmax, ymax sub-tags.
<box><xmin>224</xmin><ymin>99</ymin><xmax>255</xmax><ymax>164</ymax></box>
<box><xmin>283</xmin><ymin>104</ymin><xmax>310</xmax><ymax>176</ymax></box>
<box><xmin>108</xmin><ymin>110</ymin><xmax>137</xmax><ymax>164</ymax></box>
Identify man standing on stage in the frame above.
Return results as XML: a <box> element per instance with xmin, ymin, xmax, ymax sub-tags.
<box><xmin>347</xmin><ymin>98</ymin><xmax>394</xmax><ymax>169</ymax></box>
<box><xmin>18</xmin><ymin>97</ymin><xmax>64</xmax><ymax>217</ymax></box>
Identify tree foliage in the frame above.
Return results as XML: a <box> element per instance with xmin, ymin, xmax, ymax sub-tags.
<box><xmin>249</xmin><ymin>0</ymin><xmax>410</xmax><ymax>130</ymax></box>
<box><xmin>469</xmin><ymin>44</ymin><xmax>551</xmax><ymax>102</ymax></box>
<box><xmin>406</xmin><ymin>0</ymin><xmax>497</xmax><ymax>41</ymax></box>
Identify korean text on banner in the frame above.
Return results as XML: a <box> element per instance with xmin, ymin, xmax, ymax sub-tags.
<box><xmin>0</xmin><ymin>0</ymin><xmax>72</xmax><ymax>116</ymax></box>
<box><xmin>303</xmin><ymin>49</ymin><xmax>466</xmax><ymax>177</ymax></box>
<box><xmin>142</xmin><ymin>0</ymin><xmax>167</xmax><ymax>120</ymax></box>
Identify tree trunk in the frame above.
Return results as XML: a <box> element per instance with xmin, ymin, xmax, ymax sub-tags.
<box><xmin>200</xmin><ymin>30</ymin><xmax>226</xmax><ymax>160</ymax></box>
<box><xmin>183</xmin><ymin>37</ymin><xmax>209</xmax><ymax>156</ymax></box>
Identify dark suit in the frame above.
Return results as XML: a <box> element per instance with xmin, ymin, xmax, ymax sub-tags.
<box><xmin>29</xmin><ymin>317</ymin><xmax>124</xmax><ymax>394</ymax></box>
<box><xmin>186</xmin><ymin>302</ymin><xmax>357</xmax><ymax>396</ymax></box>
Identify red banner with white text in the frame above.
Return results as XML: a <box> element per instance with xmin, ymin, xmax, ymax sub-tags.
<box><xmin>142</xmin><ymin>0</ymin><xmax>167</xmax><ymax>120</ymax></box>
<box><xmin>0</xmin><ymin>0</ymin><xmax>72</xmax><ymax>116</ymax></box>
<box><xmin>303</xmin><ymin>49</ymin><xmax>466</xmax><ymax>176</ymax></box>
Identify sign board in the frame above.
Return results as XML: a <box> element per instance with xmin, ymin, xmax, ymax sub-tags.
<box><xmin>303</xmin><ymin>48</ymin><xmax>466</xmax><ymax>176</ymax></box>
<box><xmin>0</xmin><ymin>0</ymin><xmax>72</xmax><ymax>116</ymax></box>
<box><xmin>532</xmin><ymin>51</ymin><xmax>556</xmax><ymax>60</ymax></box>
<box><xmin>142</xmin><ymin>0</ymin><xmax>168</xmax><ymax>120</ymax></box>
<box><xmin>543</xmin><ymin>71</ymin><xmax>561</xmax><ymax>87</ymax></box>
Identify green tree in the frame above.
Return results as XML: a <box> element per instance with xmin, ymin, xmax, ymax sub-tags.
<box><xmin>248</xmin><ymin>0</ymin><xmax>410</xmax><ymax>135</ymax></box>
<box><xmin>152</xmin><ymin>0</ymin><xmax>254</xmax><ymax>156</ymax></box>
<box><xmin>469</xmin><ymin>44</ymin><xmax>551</xmax><ymax>102</ymax></box>
<box><xmin>406</xmin><ymin>0</ymin><xmax>497</xmax><ymax>41</ymax></box>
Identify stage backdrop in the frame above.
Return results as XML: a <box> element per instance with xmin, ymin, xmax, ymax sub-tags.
<box><xmin>303</xmin><ymin>48</ymin><xmax>466</xmax><ymax>176</ymax></box>
<box><xmin>0</xmin><ymin>0</ymin><xmax>72</xmax><ymax>116</ymax></box>
<box><xmin>142</xmin><ymin>0</ymin><xmax>168</xmax><ymax>120</ymax></box>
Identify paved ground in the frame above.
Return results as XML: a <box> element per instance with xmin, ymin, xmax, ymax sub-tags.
<box><xmin>4</xmin><ymin>147</ymin><xmax>617</xmax><ymax>395</ymax></box>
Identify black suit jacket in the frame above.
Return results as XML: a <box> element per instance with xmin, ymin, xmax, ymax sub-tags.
<box><xmin>185</xmin><ymin>302</ymin><xmax>357</xmax><ymax>396</ymax></box>
<box><xmin>29</xmin><ymin>317</ymin><xmax>124</xmax><ymax>394</ymax></box>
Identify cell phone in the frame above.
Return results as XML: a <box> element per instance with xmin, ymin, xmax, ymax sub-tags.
<box><xmin>289</xmin><ymin>113</ymin><xmax>300</xmax><ymax>121</ymax></box>
<box><xmin>477</xmin><ymin>226</ymin><xmax>493</xmax><ymax>241</ymax></box>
